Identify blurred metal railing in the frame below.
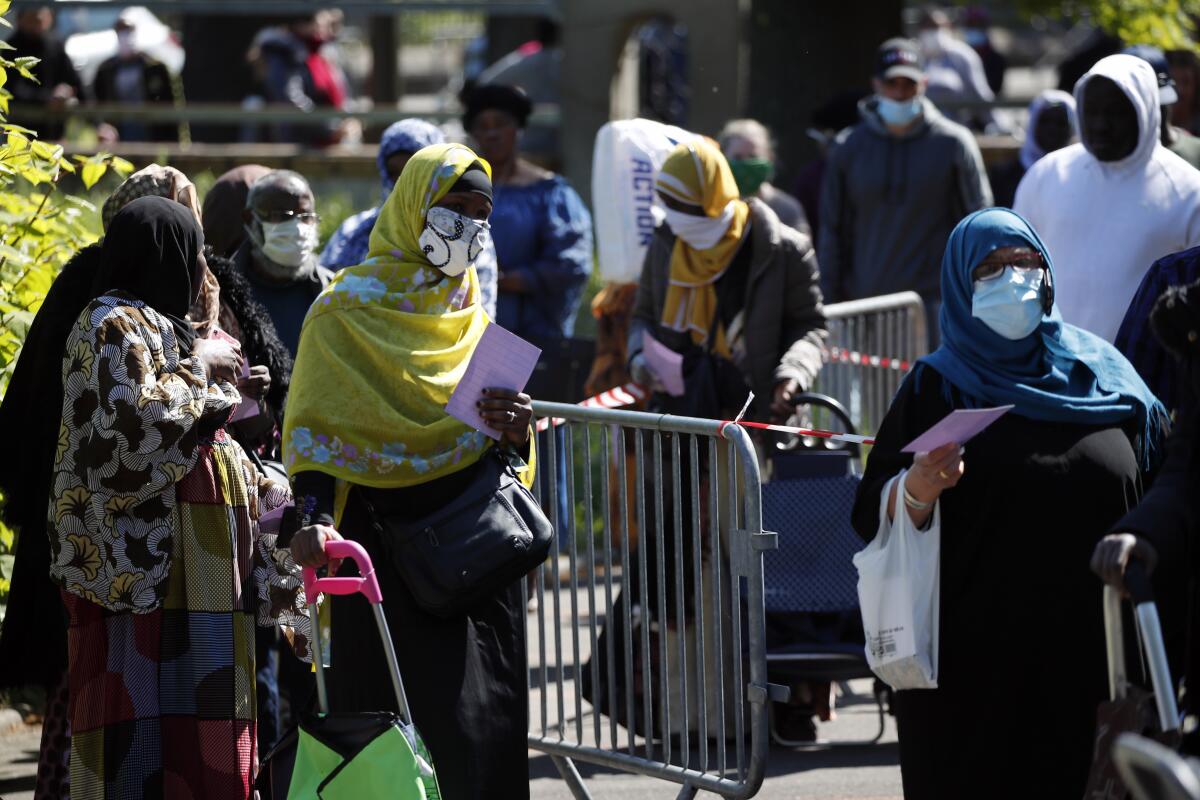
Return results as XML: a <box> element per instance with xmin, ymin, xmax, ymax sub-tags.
<box><xmin>10</xmin><ymin>0</ymin><xmax>556</xmax><ymax>12</ymax></box>
<box><xmin>814</xmin><ymin>291</ymin><xmax>928</xmax><ymax>438</ymax></box>
<box><xmin>18</xmin><ymin>102</ymin><xmax>562</xmax><ymax>127</ymax></box>
<box><xmin>526</xmin><ymin>401</ymin><xmax>783</xmax><ymax>800</ymax></box>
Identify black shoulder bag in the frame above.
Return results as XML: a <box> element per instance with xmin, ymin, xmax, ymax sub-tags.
<box><xmin>359</xmin><ymin>447</ymin><xmax>553</xmax><ymax>618</ymax></box>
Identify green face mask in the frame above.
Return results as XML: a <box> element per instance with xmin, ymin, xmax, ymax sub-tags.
<box><xmin>727</xmin><ymin>157</ymin><xmax>773</xmax><ymax>196</ymax></box>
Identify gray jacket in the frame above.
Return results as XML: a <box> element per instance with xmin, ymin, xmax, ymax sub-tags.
<box><xmin>629</xmin><ymin>199</ymin><xmax>827</xmax><ymax>420</ymax></box>
<box><xmin>818</xmin><ymin>96</ymin><xmax>992</xmax><ymax>303</ymax></box>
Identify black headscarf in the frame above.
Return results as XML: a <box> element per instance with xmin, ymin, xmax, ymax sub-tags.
<box><xmin>202</xmin><ymin>164</ymin><xmax>271</xmax><ymax>258</ymax></box>
<box><xmin>462</xmin><ymin>83</ymin><xmax>533</xmax><ymax>130</ymax></box>
<box><xmin>94</xmin><ymin>196</ymin><xmax>204</xmax><ymax>356</ymax></box>
<box><xmin>449</xmin><ymin>162</ymin><xmax>494</xmax><ymax>202</ymax></box>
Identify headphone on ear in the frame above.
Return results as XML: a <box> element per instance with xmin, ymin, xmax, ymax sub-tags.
<box><xmin>1041</xmin><ymin>265</ymin><xmax>1055</xmax><ymax>314</ymax></box>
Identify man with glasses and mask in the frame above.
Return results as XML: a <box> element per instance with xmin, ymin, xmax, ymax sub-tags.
<box><xmin>818</xmin><ymin>37</ymin><xmax>991</xmax><ymax>346</ymax></box>
<box><xmin>1015</xmin><ymin>54</ymin><xmax>1200</xmax><ymax>343</ymax></box>
<box><xmin>236</xmin><ymin>170</ymin><xmax>332</xmax><ymax>356</ymax></box>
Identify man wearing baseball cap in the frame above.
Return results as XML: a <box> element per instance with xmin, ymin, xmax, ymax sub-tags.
<box><xmin>1124</xmin><ymin>44</ymin><xmax>1200</xmax><ymax>170</ymax></box>
<box><xmin>818</xmin><ymin>37</ymin><xmax>992</xmax><ymax>346</ymax></box>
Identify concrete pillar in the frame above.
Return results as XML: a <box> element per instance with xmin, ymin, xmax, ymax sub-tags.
<box><xmin>746</xmin><ymin>0</ymin><xmax>903</xmax><ymax>187</ymax></box>
<box><xmin>368</xmin><ymin>15</ymin><xmax>400</xmax><ymax>106</ymax></box>
<box><xmin>560</xmin><ymin>0</ymin><xmax>750</xmax><ymax>205</ymax></box>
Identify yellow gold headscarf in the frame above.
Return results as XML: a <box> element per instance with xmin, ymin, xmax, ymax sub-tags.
<box><xmin>283</xmin><ymin>144</ymin><xmax>495</xmax><ymax>488</ymax></box>
<box><xmin>656</xmin><ymin>140</ymin><xmax>750</xmax><ymax>356</ymax></box>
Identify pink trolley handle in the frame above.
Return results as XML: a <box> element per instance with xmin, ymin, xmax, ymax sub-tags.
<box><xmin>301</xmin><ymin>539</ymin><xmax>383</xmax><ymax>606</ymax></box>
<box><xmin>301</xmin><ymin>538</ymin><xmax>410</xmax><ymax>720</ymax></box>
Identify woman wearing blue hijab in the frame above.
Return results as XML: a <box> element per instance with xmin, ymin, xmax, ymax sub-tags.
<box><xmin>852</xmin><ymin>207</ymin><xmax>1166</xmax><ymax>798</ymax></box>
<box><xmin>320</xmin><ymin>118</ymin><xmax>445</xmax><ymax>271</ymax></box>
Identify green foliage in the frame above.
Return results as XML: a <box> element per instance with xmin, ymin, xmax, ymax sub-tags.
<box><xmin>1018</xmin><ymin>0</ymin><xmax>1200</xmax><ymax>51</ymax></box>
<box><xmin>0</xmin><ymin>5</ymin><xmax>132</xmax><ymax>607</ymax></box>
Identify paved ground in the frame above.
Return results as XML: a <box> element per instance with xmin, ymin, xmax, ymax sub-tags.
<box><xmin>528</xmin><ymin>679</ymin><xmax>901</xmax><ymax>799</ymax></box>
<box><xmin>0</xmin><ymin>577</ymin><xmax>902</xmax><ymax>799</ymax></box>
<box><xmin>0</xmin><ymin>723</ymin><xmax>39</xmax><ymax>800</ymax></box>
<box><xmin>0</xmin><ymin>698</ymin><xmax>900</xmax><ymax>800</ymax></box>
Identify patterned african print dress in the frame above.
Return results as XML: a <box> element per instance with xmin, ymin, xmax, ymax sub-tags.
<box><xmin>49</xmin><ymin>294</ymin><xmax>311</xmax><ymax>800</ymax></box>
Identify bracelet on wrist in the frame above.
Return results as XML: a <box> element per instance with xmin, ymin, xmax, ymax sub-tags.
<box><xmin>903</xmin><ymin>485</ymin><xmax>932</xmax><ymax>511</ymax></box>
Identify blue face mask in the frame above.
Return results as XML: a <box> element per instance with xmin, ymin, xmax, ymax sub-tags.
<box><xmin>877</xmin><ymin>95</ymin><xmax>923</xmax><ymax>127</ymax></box>
<box><xmin>964</xmin><ymin>29</ymin><xmax>988</xmax><ymax>47</ymax></box>
<box><xmin>971</xmin><ymin>266</ymin><xmax>1046</xmax><ymax>340</ymax></box>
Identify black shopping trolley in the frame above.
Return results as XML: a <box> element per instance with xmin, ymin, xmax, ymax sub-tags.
<box><xmin>1085</xmin><ymin>561</ymin><xmax>1183</xmax><ymax>799</ymax></box>
<box><xmin>761</xmin><ymin>393</ymin><xmax>887</xmax><ymax>747</ymax></box>
<box><xmin>257</xmin><ymin>540</ymin><xmax>440</xmax><ymax>799</ymax></box>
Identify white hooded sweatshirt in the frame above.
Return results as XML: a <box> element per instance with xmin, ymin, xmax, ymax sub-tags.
<box><xmin>1014</xmin><ymin>54</ymin><xmax>1200</xmax><ymax>342</ymax></box>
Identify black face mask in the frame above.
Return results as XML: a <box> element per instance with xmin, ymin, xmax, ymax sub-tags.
<box><xmin>1081</xmin><ymin>77</ymin><xmax>1140</xmax><ymax>162</ymax></box>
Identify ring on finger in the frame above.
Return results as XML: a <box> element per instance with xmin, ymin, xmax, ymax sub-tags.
<box><xmin>937</xmin><ymin>469</ymin><xmax>950</xmax><ymax>480</ymax></box>
<box><xmin>506</xmin><ymin>410</ymin><xmax>515</xmax><ymax>423</ymax></box>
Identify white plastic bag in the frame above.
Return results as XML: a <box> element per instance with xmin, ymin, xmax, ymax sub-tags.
<box><xmin>852</xmin><ymin>470</ymin><xmax>941</xmax><ymax>690</ymax></box>
<box><xmin>591</xmin><ymin>119</ymin><xmax>699</xmax><ymax>283</ymax></box>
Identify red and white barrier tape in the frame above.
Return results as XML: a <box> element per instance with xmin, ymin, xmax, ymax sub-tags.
<box><xmin>535</xmin><ymin>381</ymin><xmax>648</xmax><ymax>431</ymax></box>
<box><xmin>536</xmin><ymin>383</ymin><xmax>874</xmax><ymax>445</ymax></box>
<box><xmin>825</xmin><ymin>346</ymin><xmax>911</xmax><ymax>372</ymax></box>
<box><xmin>719</xmin><ymin>419</ymin><xmax>875</xmax><ymax>446</ymax></box>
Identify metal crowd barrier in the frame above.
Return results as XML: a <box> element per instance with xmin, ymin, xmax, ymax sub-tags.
<box><xmin>814</xmin><ymin>291</ymin><xmax>928</xmax><ymax>438</ymax></box>
<box><xmin>526</xmin><ymin>401</ymin><xmax>783</xmax><ymax>800</ymax></box>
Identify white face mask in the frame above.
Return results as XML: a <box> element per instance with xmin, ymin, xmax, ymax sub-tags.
<box><xmin>419</xmin><ymin>206</ymin><xmax>490</xmax><ymax>277</ymax></box>
<box><xmin>662</xmin><ymin>201</ymin><xmax>735</xmax><ymax>250</ymax></box>
<box><xmin>116</xmin><ymin>29</ymin><xmax>136</xmax><ymax>58</ymax></box>
<box><xmin>919</xmin><ymin>28</ymin><xmax>950</xmax><ymax>57</ymax></box>
<box><xmin>257</xmin><ymin>217</ymin><xmax>318</xmax><ymax>269</ymax></box>
<box><xmin>971</xmin><ymin>266</ymin><xmax>1046</xmax><ymax>340</ymax></box>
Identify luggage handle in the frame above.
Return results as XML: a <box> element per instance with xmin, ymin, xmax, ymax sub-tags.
<box><xmin>302</xmin><ymin>538</ymin><xmax>412</xmax><ymax>723</ymax></box>
<box><xmin>301</xmin><ymin>539</ymin><xmax>383</xmax><ymax>605</ymax></box>
<box><xmin>1103</xmin><ymin>561</ymin><xmax>1180</xmax><ymax>733</ymax></box>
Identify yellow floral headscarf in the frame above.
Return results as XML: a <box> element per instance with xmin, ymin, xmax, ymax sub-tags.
<box><xmin>283</xmin><ymin>144</ymin><xmax>495</xmax><ymax>487</ymax></box>
<box><xmin>655</xmin><ymin>140</ymin><xmax>750</xmax><ymax>356</ymax></box>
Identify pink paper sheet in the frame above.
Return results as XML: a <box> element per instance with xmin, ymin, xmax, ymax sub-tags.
<box><xmin>445</xmin><ymin>322</ymin><xmax>541</xmax><ymax>440</ymax></box>
<box><xmin>641</xmin><ymin>332</ymin><xmax>686</xmax><ymax>397</ymax></box>
<box><xmin>901</xmin><ymin>405</ymin><xmax>1013</xmax><ymax>453</ymax></box>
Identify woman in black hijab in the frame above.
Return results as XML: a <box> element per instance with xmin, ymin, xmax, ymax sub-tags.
<box><xmin>95</xmin><ymin>196</ymin><xmax>206</xmax><ymax>347</ymax></box>
<box><xmin>0</xmin><ymin>197</ymin><xmax>233</xmax><ymax>798</ymax></box>
<box><xmin>46</xmin><ymin>197</ymin><xmax>313</xmax><ymax>800</ymax></box>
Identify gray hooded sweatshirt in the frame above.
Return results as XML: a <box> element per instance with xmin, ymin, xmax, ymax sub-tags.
<box><xmin>818</xmin><ymin>96</ymin><xmax>992</xmax><ymax>303</ymax></box>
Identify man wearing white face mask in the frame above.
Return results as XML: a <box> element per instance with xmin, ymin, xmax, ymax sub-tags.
<box><xmin>92</xmin><ymin>9</ymin><xmax>177</xmax><ymax>143</ymax></box>
<box><xmin>235</xmin><ymin>170</ymin><xmax>333</xmax><ymax>356</ymax></box>
<box><xmin>818</xmin><ymin>37</ymin><xmax>991</xmax><ymax>347</ymax></box>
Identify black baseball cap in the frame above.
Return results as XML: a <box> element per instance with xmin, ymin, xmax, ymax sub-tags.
<box><xmin>876</xmin><ymin>38</ymin><xmax>924</xmax><ymax>82</ymax></box>
<box><xmin>1123</xmin><ymin>45</ymin><xmax>1179</xmax><ymax>105</ymax></box>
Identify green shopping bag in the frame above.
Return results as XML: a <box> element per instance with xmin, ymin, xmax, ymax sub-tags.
<box><xmin>262</xmin><ymin>539</ymin><xmax>442</xmax><ymax>799</ymax></box>
<box><xmin>287</xmin><ymin>712</ymin><xmax>440</xmax><ymax>799</ymax></box>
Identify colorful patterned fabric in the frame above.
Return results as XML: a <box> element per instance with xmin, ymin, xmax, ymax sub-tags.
<box><xmin>50</xmin><ymin>294</ymin><xmax>312</xmax><ymax>799</ymax></box>
<box><xmin>284</xmin><ymin>144</ymin><xmax>494</xmax><ymax>487</ymax></box>
<box><xmin>101</xmin><ymin>165</ymin><xmax>202</xmax><ymax>232</ymax></box>
<box><xmin>65</xmin><ymin>434</ymin><xmax>261</xmax><ymax>799</ymax></box>
<box><xmin>49</xmin><ymin>295</ymin><xmax>235</xmax><ymax>611</ymax></box>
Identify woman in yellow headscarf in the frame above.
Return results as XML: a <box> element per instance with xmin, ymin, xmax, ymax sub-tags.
<box><xmin>586</xmin><ymin>139</ymin><xmax>829</xmax><ymax>742</ymax></box>
<box><xmin>285</xmin><ymin>143</ymin><xmax>535</xmax><ymax>800</ymax></box>
<box><xmin>629</xmin><ymin>137</ymin><xmax>826</xmax><ymax>422</ymax></box>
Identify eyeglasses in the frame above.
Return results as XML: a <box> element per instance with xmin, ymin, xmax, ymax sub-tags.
<box><xmin>254</xmin><ymin>209</ymin><xmax>319</xmax><ymax>225</ymax></box>
<box><xmin>973</xmin><ymin>253</ymin><xmax>1044</xmax><ymax>282</ymax></box>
